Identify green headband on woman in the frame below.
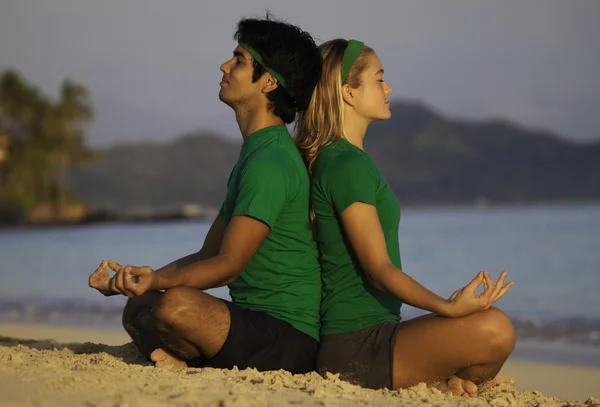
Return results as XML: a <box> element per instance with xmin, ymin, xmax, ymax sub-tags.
<box><xmin>341</xmin><ymin>40</ymin><xmax>365</xmax><ymax>83</ymax></box>
<box><xmin>239</xmin><ymin>42</ymin><xmax>287</xmax><ymax>88</ymax></box>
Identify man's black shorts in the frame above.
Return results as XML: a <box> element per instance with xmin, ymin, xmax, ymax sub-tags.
<box><xmin>196</xmin><ymin>300</ymin><xmax>318</xmax><ymax>374</ymax></box>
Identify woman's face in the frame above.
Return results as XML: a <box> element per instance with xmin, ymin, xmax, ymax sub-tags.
<box><xmin>351</xmin><ymin>52</ymin><xmax>393</xmax><ymax>123</ymax></box>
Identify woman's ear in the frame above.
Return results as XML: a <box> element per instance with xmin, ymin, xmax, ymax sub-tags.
<box><xmin>342</xmin><ymin>84</ymin><xmax>355</xmax><ymax>106</ymax></box>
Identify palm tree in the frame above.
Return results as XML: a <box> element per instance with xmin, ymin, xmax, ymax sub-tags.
<box><xmin>0</xmin><ymin>70</ymin><xmax>41</xmax><ymax>206</ymax></box>
<box><xmin>0</xmin><ymin>132</ymin><xmax>9</xmax><ymax>164</ymax></box>
<box><xmin>50</xmin><ymin>79</ymin><xmax>94</xmax><ymax>209</ymax></box>
<box><xmin>0</xmin><ymin>69</ymin><xmax>94</xmax><ymax>219</ymax></box>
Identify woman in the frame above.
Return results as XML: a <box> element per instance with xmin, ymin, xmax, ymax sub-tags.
<box><xmin>294</xmin><ymin>39</ymin><xmax>516</xmax><ymax>397</ymax></box>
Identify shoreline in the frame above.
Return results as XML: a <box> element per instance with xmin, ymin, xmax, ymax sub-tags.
<box><xmin>3</xmin><ymin>321</ymin><xmax>600</xmax><ymax>368</ymax></box>
<box><xmin>1</xmin><ymin>200</ymin><xmax>599</xmax><ymax>230</ymax></box>
<box><xmin>1</xmin><ymin>322</ymin><xmax>600</xmax><ymax>404</ymax></box>
<box><xmin>3</xmin><ymin>298</ymin><xmax>600</xmax><ymax>354</ymax></box>
<box><xmin>3</xmin><ymin>321</ymin><xmax>600</xmax><ymax>366</ymax></box>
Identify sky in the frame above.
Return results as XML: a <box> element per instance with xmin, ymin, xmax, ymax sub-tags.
<box><xmin>1</xmin><ymin>0</ymin><xmax>599</xmax><ymax>146</ymax></box>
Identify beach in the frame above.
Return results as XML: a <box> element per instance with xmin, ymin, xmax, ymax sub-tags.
<box><xmin>2</xmin><ymin>207</ymin><xmax>599</xmax><ymax>406</ymax></box>
<box><xmin>0</xmin><ymin>323</ymin><xmax>599</xmax><ymax>407</ymax></box>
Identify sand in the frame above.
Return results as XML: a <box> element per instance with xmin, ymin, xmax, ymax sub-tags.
<box><xmin>0</xmin><ymin>324</ymin><xmax>599</xmax><ymax>407</ymax></box>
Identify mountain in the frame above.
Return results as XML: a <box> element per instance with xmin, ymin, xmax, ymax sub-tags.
<box><xmin>365</xmin><ymin>101</ymin><xmax>600</xmax><ymax>204</ymax></box>
<box><xmin>71</xmin><ymin>100</ymin><xmax>600</xmax><ymax>211</ymax></box>
<box><xmin>71</xmin><ymin>132</ymin><xmax>240</xmax><ymax>211</ymax></box>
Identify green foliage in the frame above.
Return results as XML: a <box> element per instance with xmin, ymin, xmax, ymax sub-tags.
<box><xmin>0</xmin><ymin>188</ymin><xmax>36</xmax><ymax>211</ymax></box>
<box><xmin>0</xmin><ymin>69</ymin><xmax>94</xmax><ymax>215</ymax></box>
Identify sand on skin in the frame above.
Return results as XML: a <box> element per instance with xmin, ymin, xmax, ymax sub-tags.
<box><xmin>0</xmin><ymin>323</ymin><xmax>599</xmax><ymax>407</ymax></box>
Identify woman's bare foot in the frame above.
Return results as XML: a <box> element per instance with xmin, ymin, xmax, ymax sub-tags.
<box><xmin>150</xmin><ymin>348</ymin><xmax>187</xmax><ymax>370</ymax></box>
<box><xmin>432</xmin><ymin>375</ymin><xmax>478</xmax><ymax>397</ymax></box>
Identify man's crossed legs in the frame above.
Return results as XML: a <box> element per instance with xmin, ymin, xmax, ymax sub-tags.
<box><xmin>122</xmin><ymin>287</ymin><xmax>318</xmax><ymax>373</ymax></box>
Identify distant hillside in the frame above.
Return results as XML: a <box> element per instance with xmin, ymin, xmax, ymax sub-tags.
<box><xmin>365</xmin><ymin>101</ymin><xmax>600</xmax><ymax>204</ymax></box>
<box><xmin>71</xmin><ymin>101</ymin><xmax>600</xmax><ymax>211</ymax></box>
<box><xmin>71</xmin><ymin>132</ymin><xmax>240</xmax><ymax>211</ymax></box>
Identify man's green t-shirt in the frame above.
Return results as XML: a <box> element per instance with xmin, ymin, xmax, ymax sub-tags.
<box><xmin>219</xmin><ymin>125</ymin><xmax>321</xmax><ymax>341</ymax></box>
<box><xmin>311</xmin><ymin>139</ymin><xmax>403</xmax><ymax>336</ymax></box>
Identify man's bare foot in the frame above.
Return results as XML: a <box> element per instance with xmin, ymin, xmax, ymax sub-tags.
<box><xmin>150</xmin><ymin>348</ymin><xmax>187</xmax><ymax>370</ymax></box>
<box><xmin>479</xmin><ymin>375</ymin><xmax>516</xmax><ymax>392</ymax></box>
<box><xmin>432</xmin><ymin>375</ymin><xmax>478</xmax><ymax>397</ymax></box>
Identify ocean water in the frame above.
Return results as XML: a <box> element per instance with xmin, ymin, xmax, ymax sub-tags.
<box><xmin>1</xmin><ymin>204</ymin><xmax>599</xmax><ymax>366</ymax></box>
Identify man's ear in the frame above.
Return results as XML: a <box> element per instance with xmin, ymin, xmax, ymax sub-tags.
<box><xmin>342</xmin><ymin>84</ymin><xmax>355</xmax><ymax>106</ymax></box>
<box><xmin>262</xmin><ymin>73</ymin><xmax>280</xmax><ymax>94</ymax></box>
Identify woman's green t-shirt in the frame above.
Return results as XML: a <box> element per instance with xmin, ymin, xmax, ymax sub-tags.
<box><xmin>311</xmin><ymin>139</ymin><xmax>403</xmax><ymax>335</ymax></box>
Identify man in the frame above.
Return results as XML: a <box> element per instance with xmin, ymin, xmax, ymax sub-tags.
<box><xmin>88</xmin><ymin>15</ymin><xmax>322</xmax><ymax>374</ymax></box>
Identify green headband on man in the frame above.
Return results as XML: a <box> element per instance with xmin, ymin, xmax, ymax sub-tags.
<box><xmin>341</xmin><ymin>40</ymin><xmax>365</xmax><ymax>83</ymax></box>
<box><xmin>239</xmin><ymin>42</ymin><xmax>287</xmax><ymax>88</ymax></box>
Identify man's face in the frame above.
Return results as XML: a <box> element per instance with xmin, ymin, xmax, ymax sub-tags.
<box><xmin>219</xmin><ymin>45</ymin><xmax>263</xmax><ymax>108</ymax></box>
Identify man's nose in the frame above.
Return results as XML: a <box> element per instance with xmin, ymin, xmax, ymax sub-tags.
<box><xmin>220</xmin><ymin>60</ymin><xmax>231</xmax><ymax>74</ymax></box>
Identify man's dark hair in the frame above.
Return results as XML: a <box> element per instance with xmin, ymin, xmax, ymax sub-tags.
<box><xmin>234</xmin><ymin>14</ymin><xmax>322</xmax><ymax>123</ymax></box>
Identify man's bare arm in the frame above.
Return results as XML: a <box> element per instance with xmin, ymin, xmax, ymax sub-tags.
<box><xmin>91</xmin><ymin>214</ymin><xmax>227</xmax><ymax>296</ymax></box>
<box><xmin>153</xmin><ymin>214</ymin><xmax>227</xmax><ymax>274</ymax></box>
<box><xmin>150</xmin><ymin>215</ymin><xmax>270</xmax><ymax>290</ymax></box>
